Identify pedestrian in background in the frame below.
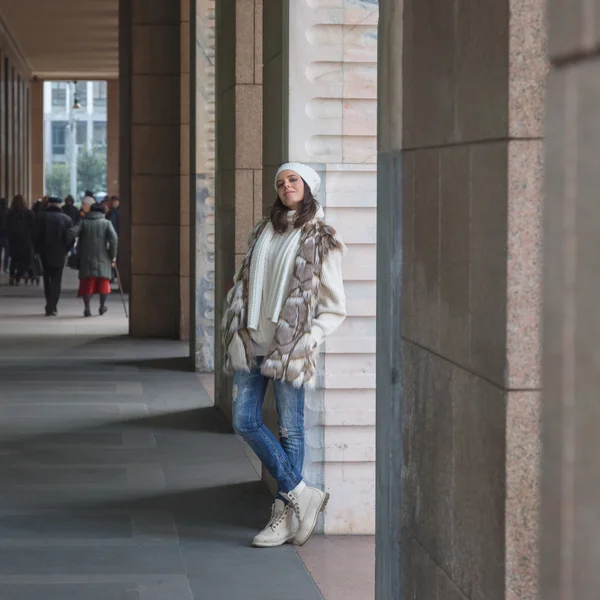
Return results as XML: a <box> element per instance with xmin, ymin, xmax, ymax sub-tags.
<box><xmin>35</xmin><ymin>196</ymin><xmax>73</xmax><ymax>316</ymax></box>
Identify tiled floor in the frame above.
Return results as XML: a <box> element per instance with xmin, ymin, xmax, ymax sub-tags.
<box><xmin>0</xmin><ymin>271</ymin><xmax>374</xmax><ymax>600</ymax></box>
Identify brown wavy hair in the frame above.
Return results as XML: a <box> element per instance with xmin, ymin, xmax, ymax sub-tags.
<box><xmin>270</xmin><ymin>180</ymin><xmax>318</xmax><ymax>234</ymax></box>
<box><xmin>10</xmin><ymin>194</ymin><xmax>27</xmax><ymax>212</ymax></box>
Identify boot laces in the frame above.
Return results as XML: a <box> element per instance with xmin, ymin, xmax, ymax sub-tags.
<box><xmin>265</xmin><ymin>504</ymin><xmax>278</xmax><ymax>528</ymax></box>
<box><xmin>287</xmin><ymin>494</ymin><xmax>301</xmax><ymax>520</ymax></box>
<box><xmin>270</xmin><ymin>507</ymin><xmax>288</xmax><ymax>530</ymax></box>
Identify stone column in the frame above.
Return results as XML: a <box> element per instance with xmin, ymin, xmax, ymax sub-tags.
<box><xmin>30</xmin><ymin>79</ymin><xmax>44</xmax><ymax>202</ymax></box>
<box><xmin>541</xmin><ymin>2</ymin><xmax>600</xmax><ymax>598</ymax></box>
<box><xmin>180</xmin><ymin>0</ymin><xmax>191</xmax><ymax>341</ymax></box>
<box><xmin>191</xmin><ymin>0</ymin><xmax>217</xmax><ymax>370</ymax></box>
<box><xmin>106</xmin><ymin>80</ymin><xmax>119</xmax><ymax>196</ymax></box>
<box><xmin>0</xmin><ymin>56</ymin><xmax>4</xmax><ymax>200</ymax></box>
<box><xmin>118</xmin><ymin>0</ymin><xmax>132</xmax><ymax>294</ymax></box>
<box><xmin>263</xmin><ymin>0</ymin><xmax>378</xmax><ymax>534</ymax></box>
<box><xmin>214</xmin><ymin>0</ymin><xmax>263</xmax><ymax>415</ymax></box>
<box><xmin>120</xmin><ymin>0</ymin><xmax>184</xmax><ymax>338</ymax></box>
<box><xmin>376</xmin><ymin>0</ymin><xmax>546</xmax><ymax>598</ymax></box>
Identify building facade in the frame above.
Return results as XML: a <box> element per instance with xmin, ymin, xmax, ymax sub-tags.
<box><xmin>43</xmin><ymin>81</ymin><xmax>107</xmax><ymax>164</ymax></box>
<box><xmin>42</xmin><ymin>80</ymin><xmax>108</xmax><ymax>199</ymax></box>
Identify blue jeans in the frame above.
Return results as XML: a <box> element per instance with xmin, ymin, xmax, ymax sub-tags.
<box><xmin>232</xmin><ymin>360</ymin><xmax>305</xmax><ymax>495</ymax></box>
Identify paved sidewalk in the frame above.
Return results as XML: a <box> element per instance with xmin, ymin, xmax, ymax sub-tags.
<box><xmin>0</xmin><ymin>272</ymin><xmax>326</xmax><ymax>600</ymax></box>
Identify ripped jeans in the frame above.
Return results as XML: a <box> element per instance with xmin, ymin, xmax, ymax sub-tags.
<box><xmin>232</xmin><ymin>360</ymin><xmax>305</xmax><ymax>495</ymax></box>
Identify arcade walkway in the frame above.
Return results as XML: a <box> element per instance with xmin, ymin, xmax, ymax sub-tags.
<box><xmin>0</xmin><ymin>273</ymin><xmax>373</xmax><ymax>600</ymax></box>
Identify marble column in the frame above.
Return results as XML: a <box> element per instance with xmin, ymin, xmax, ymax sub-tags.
<box><xmin>214</xmin><ymin>0</ymin><xmax>263</xmax><ymax>415</ymax></box>
<box><xmin>191</xmin><ymin>0</ymin><xmax>216</xmax><ymax>370</ymax></box>
<box><xmin>377</xmin><ymin>0</ymin><xmax>546</xmax><ymax>598</ymax></box>
<box><xmin>541</xmin><ymin>2</ymin><xmax>600</xmax><ymax>597</ymax></box>
<box><xmin>30</xmin><ymin>79</ymin><xmax>44</xmax><ymax>202</ymax></box>
<box><xmin>106</xmin><ymin>80</ymin><xmax>119</xmax><ymax>196</ymax></box>
<box><xmin>120</xmin><ymin>0</ymin><xmax>185</xmax><ymax>339</ymax></box>
<box><xmin>263</xmin><ymin>0</ymin><xmax>378</xmax><ymax>534</ymax></box>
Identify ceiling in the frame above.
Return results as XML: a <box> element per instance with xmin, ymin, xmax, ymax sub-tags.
<box><xmin>0</xmin><ymin>0</ymin><xmax>118</xmax><ymax>79</ymax></box>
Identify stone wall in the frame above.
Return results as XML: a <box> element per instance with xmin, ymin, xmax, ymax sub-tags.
<box><xmin>263</xmin><ymin>0</ymin><xmax>378</xmax><ymax>534</ymax></box>
<box><xmin>377</xmin><ymin>0</ymin><xmax>546</xmax><ymax>597</ymax></box>
<box><xmin>541</xmin><ymin>0</ymin><xmax>600</xmax><ymax>597</ymax></box>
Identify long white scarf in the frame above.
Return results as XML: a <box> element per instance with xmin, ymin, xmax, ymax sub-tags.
<box><xmin>247</xmin><ymin>206</ymin><xmax>324</xmax><ymax>331</ymax></box>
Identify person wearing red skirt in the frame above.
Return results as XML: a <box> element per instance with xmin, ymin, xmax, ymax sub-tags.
<box><xmin>68</xmin><ymin>202</ymin><xmax>118</xmax><ymax>317</ymax></box>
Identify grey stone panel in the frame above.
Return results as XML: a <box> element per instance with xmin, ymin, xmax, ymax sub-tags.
<box><xmin>0</xmin><ymin>514</ymin><xmax>133</xmax><ymax>540</ymax></box>
<box><xmin>0</xmin><ymin>583</ymin><xmax>138</xmax><ymax>600</ymax></box>
<box><xmin>0</xmin><ymin>546</ymin><xmax>185</xmax><ymax>575</ymax></box>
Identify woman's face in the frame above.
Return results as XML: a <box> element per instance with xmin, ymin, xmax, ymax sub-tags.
<box><xmin>276</xmin><ymin>170</ymin><xmax>304</xmax><ymax>210</ymax></box>
<box><xmin>82</xmin><ymin>203</ymin><xmax>91</xmax><ymax>214</ymax></box>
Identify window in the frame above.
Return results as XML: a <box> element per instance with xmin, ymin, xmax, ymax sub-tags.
<box><xmin>93</xmin><ymin>121</ymin><xmax>107</xmax><ymax>148</ymax></box>
<box><xmin>93</xmin><ymin>82</ymin><xmax>107</xmax><ymax>108</ymax></box>
<box><xmin>51</xmin><ymin>83</ymin><xmax>66</xmax><ymax>108</ymax></box>
<box><xmin>75</xmin><ymin>81</ymin><xmax>87</xmax><ymax>107</ymax></box>
<box><xmin>51</xmin><ymin>121</ymin><xmax>67</xmax><ymax>155</ymax></box>
<box><xmin>76</xmin><ymin>121</ymin><xmax>87</xmax><ymax>146</ymax></box>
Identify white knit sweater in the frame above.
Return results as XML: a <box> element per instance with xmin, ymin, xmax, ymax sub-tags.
<box><xmin>245</xmin><ymin>211</ymin><xmax>346</xmax><ymax>357</ymax></box>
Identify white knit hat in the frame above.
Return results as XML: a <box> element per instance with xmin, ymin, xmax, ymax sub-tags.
<box><xmin>274</xmin><ymin>163</ymin><xmax>321</xmax><ymax>197</ymax></box>
<box><xmin>81</xmin><ymin>196</ymin><xmax>96</xmax><ymax>207</ymax></box>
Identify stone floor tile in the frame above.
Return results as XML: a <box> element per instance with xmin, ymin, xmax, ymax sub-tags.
<box><xmin>296</xmin><ymin>536</ymin><xmax>375</xmax><ymax>600</ymax></box>
<box><xmin>0</xmin><ymin>273</ymin><xmax>328</xmax><ymax>599</ymax></box>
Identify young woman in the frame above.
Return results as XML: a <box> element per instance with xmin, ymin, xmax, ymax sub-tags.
<box><xmin>222</xmin><ymin>163</ymin><xmax>346</xmax><ymax>548</ymax></box>
<box><xmin>69</xmin><ymin>202</ymin><xmax>118</xmax><ymax>317</ymax></box>
<box><xmin>6</xmin><ymin>195</ymin><xmax>35</xmax><ymax>286</ymax></box>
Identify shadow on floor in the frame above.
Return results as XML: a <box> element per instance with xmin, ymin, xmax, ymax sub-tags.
<box><xmin>118</xmin><ymin>356</ymin><xmax>195</xmax><ymax>372</ymax></box>
<box><xmin>0</xmin><ymin>407</ymin><xmax>233</xmax><ymax>449</ymax></box>
<box><xmin>74</xmin><ymin>481</ymin><xmax>274</xmax><ymax>536</ymax></box>
<box><xmin>120</xmin><ymin>407</ymin><xmax>233</xmax><ymax>433</ymax></box>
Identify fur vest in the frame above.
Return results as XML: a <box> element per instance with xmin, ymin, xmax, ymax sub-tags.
<box><xmin>222</xmin><ymin>217</ymin><xmax>344</xmax><ymax>388</ymax></box>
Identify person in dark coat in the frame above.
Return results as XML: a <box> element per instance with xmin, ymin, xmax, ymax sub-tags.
<box><xmin>68</xmin><ymin>203</ymin><xmax>118</xmax><ymax>317</ymax></box>
<box><xmin>0</xmin><ymin>198</ymin><xmax>9</xmax><ymax>274</ymax></box>
<box><xmin>106</xmin><ymin>195</ymin><xmax>120</xmax><ymax>237</ymax></box>
<box><xmin>35</xmin><ymin>197</ymin><xmax>73</xmax><ymax>316</ymax></box>
<box><xmin>62</xmin><ymin>195</ymin><xmax>79</xmax><ymax>224</ymax></box>
<box><xmin>6</xmin><ymin>195</ymin><xmax>35</xmax><ymax>286</ymax></box>
<box><xmin>32</xmin><ymin>199</ymin><xmax>44</xmax><ymax>216</ymax></box>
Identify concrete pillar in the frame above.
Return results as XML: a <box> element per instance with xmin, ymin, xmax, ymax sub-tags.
<box><xmin>30</xmin><ymin>79</ymin><xmax>43</xmax><ymax>202</ymax></box>
<box><xmin>541</xmin><ymin>2</ymin><xmax>600</xmax><ymax>597</ymax></box>
<box><xmin>262</xmin><ymin>0</ymin><xmax>378</xmax><ymax>534</ymax></box>
<box><xmin>120</xmin><ymin>0</ymin><xmax>185</xmax><ymax>338</ymax></box>
<box><xmin>214</xmin><ymin>0</ymin><xmax>263</xmax><ymax>414</ymax></box>
<box><xmin>106</xmin><ymin>80</ymin><xmax>119</xmax><ymax>196</ymax></box>
<box><xmin>376</xmin><ymin>0</ymin><xmax>546</xmax><ymax>598</ymax></box>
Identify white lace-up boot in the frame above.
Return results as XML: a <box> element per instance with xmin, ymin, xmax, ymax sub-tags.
<box><xmin>252</xmin><ymin>499</ymin><xmax>296</xmax><ymax>548</ymax></box>
<box><xmin>280</xmin><ymin>481</ymin><xmax>330</xmax><ymax>546</ymax></box>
